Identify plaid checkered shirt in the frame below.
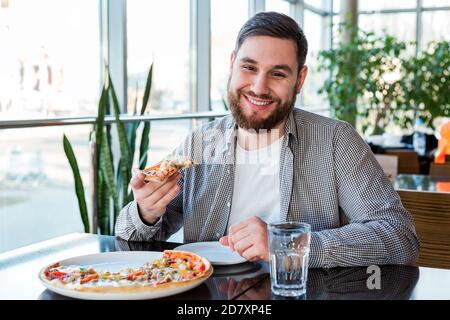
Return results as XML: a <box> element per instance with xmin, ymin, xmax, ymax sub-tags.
<box><xmin>115</xmin><ymin>108</ymin><xmax>420</xmax><ymax>268</ymax></box>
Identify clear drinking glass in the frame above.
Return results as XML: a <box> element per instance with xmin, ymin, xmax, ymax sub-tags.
<box><xmin>268</xmin><ymin>222</ymin><xmax>311</xmax><ymax>297</ymax></box>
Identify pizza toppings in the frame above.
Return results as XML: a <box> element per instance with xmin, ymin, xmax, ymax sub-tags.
<box><xmin>80</xmin><ymin>273</ymin><xmax>100</xmax><ymax>284</ymax></box>
<box><xmin>143</xmin><ymin>156</ymin><xmax>197</xmax><ymax>183</ymax></box>
<box><xmin>47</xmin><ymin>270</ymin><xmax>67</xmax><ymax>280</ymax></box>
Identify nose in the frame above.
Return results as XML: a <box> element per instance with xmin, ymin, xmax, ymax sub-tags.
<box><xmin>250</xmin><ymin>74</ymin><xmax>269</xmax><ymax>96</ymax></box>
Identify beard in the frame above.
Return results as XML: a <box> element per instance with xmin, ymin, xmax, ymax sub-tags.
<box><xmin>227</xmin><ymin>77</ymin><xmax>297</xmax><ymax>132</ymax></box>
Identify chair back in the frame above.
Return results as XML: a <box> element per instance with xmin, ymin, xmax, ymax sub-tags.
<box><xmin>397</xmin><ymin>190</ymin><xmax>450</xmax><ymax>269</ymax></box>
<box><xmin>374</xmin><ymin>154</ymin><xmax>398</xmax><ymax>178</ymax></box>
<box><xmin>385</xmin><ymin>150</ymin><xmax>420</xmax><ymax>174</ymax></box>
<box><xmin>429</xmin><ymin>163</ymin><xmax>450</xmax><ymax>178</ymax></box>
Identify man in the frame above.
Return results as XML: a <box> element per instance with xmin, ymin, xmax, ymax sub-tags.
<box><xmin>116</xmin><ymin>12</ymin><xmax>419</xmax><ymax>268</ymax></box>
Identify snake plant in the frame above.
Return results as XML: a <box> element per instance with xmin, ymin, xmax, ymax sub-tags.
<box><xmin>63</xmin><ymin>64</ymin><xmax>153</xmax><ymax>234</ymax></box>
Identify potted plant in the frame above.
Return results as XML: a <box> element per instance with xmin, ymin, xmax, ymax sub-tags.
<box><xmin>63</xmin><ymin>64</ymin><xmax>153</xmax><ymax>234</ymax></box>
<box><xmin>317</xmin><ymin>23</ymin><xmax>410</xmax><ymax>136</ymax></box>
<box><xmin>401</xmin><ymin>40</ymin><xmax>450</xmax><ymax>129</ymax></box>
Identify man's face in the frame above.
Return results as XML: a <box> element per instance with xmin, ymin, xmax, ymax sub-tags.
<box><xmin>227</xmin><ymin>35</ymin><xmax>308</xmax><ymax>131</ymax></box>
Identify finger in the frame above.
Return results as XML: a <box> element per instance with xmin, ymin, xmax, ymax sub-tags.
<box><xmin>148</xmin><ymin>174</ymin><xmax>181</xmax><ymax>203</ymax></box>
<box><xmin>140</xmin><ymin>183</ymin><xmax>179</xmax><ymax>212</ymax></box>
<box><xmin>241</xmin><ymin>244</ymin><xmax>265</xmax><ymax>262</ymax></box>
<box><xmin>138</xmin><ymin>183</ymin><xmax>179</xmax><ymax>217</ymax></box>
<box><xmin>152</xmin><ymin>183</ymin><xmax>181</xmax><ymax>208</ymax></box>
<box><xmin>229</xmin><ymin>228</ymin><xmax>250</xmax><ymax>247</ymax></box>
<box><xmin>229</xmin><ymin>219</ymin><xmax>250</xmax><ymax>235</ymax></box>
<box><xmin>228</xmin><ymin>220</ymin><xmax>251</xmax><ymax>251</ymax></box>
<box><xmin>137</xmin><ymin>173</ymin><xmax>180</xmax><ymax>202</ymax></box>
<box><xmin>132</xmin><ymin>167</ymin><xmax>140</xmax><ymax>176</ymax></box>
<box><xmin>227</xmin><ymin>233</ymin><xmax>235</xmax><ymax>251</ymax></box>
<box><xmin>232</xmin><ymin>234</ymin><xmax>253</xmax><ymax>257</ymax></box>
<box><xmin>240</xmin><ymin>244</ymin><xmax>259</xmax><ymax>261</ymax></box>
<box><xmin>219</xmin><ymin>236</ymin><xmax>229</xmax><ymax>246</ymax></box>
<box><xmin>130</xmin><ymin>170</ymin><xmax>147</xmax><ymax>189</ymax></box>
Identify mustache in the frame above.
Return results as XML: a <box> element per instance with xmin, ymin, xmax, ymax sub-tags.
<box><xmin>238</xmin><ymin>89</ymin><xmax>280</xmax><ymax>103</ymax></box>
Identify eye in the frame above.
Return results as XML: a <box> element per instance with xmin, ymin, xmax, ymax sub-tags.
<box><xmin>242</xmin><ymin>64</ymin><xmax>256</xmax><ymax>72</ymax></box>
<box><xmin>272</xmin><ymin>72</ymin><xmax>286</xmax><ymax>78</ymax></box>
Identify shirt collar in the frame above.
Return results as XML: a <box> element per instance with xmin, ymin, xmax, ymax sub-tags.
<box><xmin>219</xmin><ymin>116</ymin><xmax>237</xmax><ymax>154</ymax></box>
<box><xmin>284</xmin><ymin>109</ymin><xmax>298</xmax><ymax>145</ymax></box>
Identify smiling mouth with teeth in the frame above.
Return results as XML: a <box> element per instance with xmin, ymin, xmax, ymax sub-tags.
<box><xmin>245</xmin><ymin>95</ymin><xmax>273</xmax><ymax>108</ymax></box>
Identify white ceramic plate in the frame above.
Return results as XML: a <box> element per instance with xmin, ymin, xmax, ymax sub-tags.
<box><xmin>38</xmin><ymin>251</ymin><xmax>211</xmax><ymax>300</ymax></box>
<box><xmin>175</xmin><ymin>242</ymin><xmax>247</xmax><ymax>265</ymax></box>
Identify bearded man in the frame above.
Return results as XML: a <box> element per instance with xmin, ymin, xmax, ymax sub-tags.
<box><xmin>115</xmin><ymin>12</ymin><xmax>419</xmax><ymax>268</ymax></box>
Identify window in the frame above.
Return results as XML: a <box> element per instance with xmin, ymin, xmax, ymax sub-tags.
<box><xmin>210</xmin><ymin>0</ymin><xmax>248</xmax><ymax>111</ymax></box>
<box><xmin>359</xmin><ymin>12</ymin><xmax>416</xmax><ymax>43</ymax></box>
<box><xmin>0</xmin><ymin>0</ymin><xmax>99</xmax><ymax>252</ymax></box>
<box><xmin>127</xmin><ymin>0</ymin><xmax>190</xmax><ymax>114</ymax></box>
<box><xmin>302</xmin><ymin>9</ymin><xmax>330</xmax><ymax>115</ymax></box>
<box><xmin>421</xmin><ymin>10</ymin><xmax>450</xmax><ymax>47</ymax></box>
<box><xmin>305</xmin><ymin>0</ymin><xmax>323</xmax><ymax>7</ymax></box>
<box><xmin>0</xmin><ymin>0</ymin><xmax>100</xmax><ymax>118</ymax></box>
<box><xmin>0</xmin><ymin>125</ymin><xmax>90</xmax><ymax>253</ymax></box>
<box><xmin>422</xmin><ymin>0</ymin><xmax>450</xmax><ymax>7</ymax></box>
<box><xmin>332</xmin><ymin>0</ymin><xmax>340</xmax><ymax>13</ymax></box>
<box><xmin>265</xmin><ymin>0</ymin><xmax>290</xmax><ymax>15</ymax></box>
<box><xmin>359</xmin><ymin>0</ymin><xmax>417</xmax><ymax>11</ymax></box>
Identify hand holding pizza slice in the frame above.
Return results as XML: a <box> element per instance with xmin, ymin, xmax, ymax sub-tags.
<box><xmin>131</xmin><ymin>156</ymin><xmax>197</xmax><ymax>225</ymax></box>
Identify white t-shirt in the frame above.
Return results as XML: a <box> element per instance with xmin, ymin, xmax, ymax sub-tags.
<box><xmin>228</xmin><ymin>136</ymin><xmax>283</xmax><ymax>230</ymax></box>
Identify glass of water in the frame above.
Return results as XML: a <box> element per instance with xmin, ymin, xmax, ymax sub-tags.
<box><xmin>268</xmin><ymin>221</ymin><xmax>311</xmax><ymax>297</ymax></box>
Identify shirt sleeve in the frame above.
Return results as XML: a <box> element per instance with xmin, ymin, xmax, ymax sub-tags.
<box><xmin>114</xmin><ymin>128</ymin><xmax>200</xmax><ymax>242</ymax></box>
<box><xmin>309</xmin><ymin>123</ymin><xmax>420</xmax><ymax>268</ymax></box>
<box><xmin>114</xmin><ymin>177</ymin><xmax>184</xmax><ymax>242</ymax></box>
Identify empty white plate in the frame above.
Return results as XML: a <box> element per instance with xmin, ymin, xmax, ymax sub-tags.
<box><xmin>175</xmin><ymin>241</ymin><xmax>247</xmax><ymax>265</ymax></box>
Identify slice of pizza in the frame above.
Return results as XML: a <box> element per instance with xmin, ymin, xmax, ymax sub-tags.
<box><xmin>39</xmin><ymin>250</ymin><xmax>212</xmax><ymax>294</ymax></box>
<box><xmin>143</xmin><ymin>156</ymin><xmax>197</xmax><ymax>183</ymax></box>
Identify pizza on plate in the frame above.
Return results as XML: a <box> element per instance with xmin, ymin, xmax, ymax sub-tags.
<box><xmin>143</xmin><ymin>156</ymin><xmax>197</xmax><ymax>183</ymax></box>
<box><xmin>39</xmin><ymin>250</ymin><xmax>212</xmax><ymax>293</ymax></box>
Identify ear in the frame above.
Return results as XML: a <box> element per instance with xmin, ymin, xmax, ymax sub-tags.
<box><xmin>295</xmin><ymin>66</ymin><xmax>308</xmax><ymax>93</ymax></box>
<box><xmin>230</xmin><ymin>51</ymin><xmax>236</xmax><ymax>71</ymax></box>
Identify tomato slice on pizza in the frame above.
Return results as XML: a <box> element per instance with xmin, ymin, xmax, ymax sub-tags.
<box><xmin>40</xmin><ymin>250</ymin><xmax>212</xmax><ymax>293</ymax></box>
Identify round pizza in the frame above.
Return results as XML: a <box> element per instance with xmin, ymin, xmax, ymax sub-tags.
<box><xmin>39</xmin><ymin>250</ymin><xmax>212</xmax><ymax>294</ymax></box>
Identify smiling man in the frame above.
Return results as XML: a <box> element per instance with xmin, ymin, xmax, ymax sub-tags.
<box><xmin>115</xmin><ymin>12</ymin><xmax>419</xmax><ymax>268</ymax></box>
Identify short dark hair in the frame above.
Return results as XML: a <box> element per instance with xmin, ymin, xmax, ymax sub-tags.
<box><xmin>235</xmin><ymin>11</ymin><xmax>308</xmax><ymax>71</ymax></box>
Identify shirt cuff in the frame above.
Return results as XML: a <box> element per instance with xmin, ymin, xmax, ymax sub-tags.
<box><xmin>130</xmin><ymin>201</ymin><xmax>163</xmax><ymax>237</ymax></box>
<box><xmin>309</xmin><ymin>232</ymin><xmax>328</xmax><ymax>268</ymax></box>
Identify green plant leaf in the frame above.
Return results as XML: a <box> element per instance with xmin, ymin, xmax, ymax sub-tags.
<box><xmin>98</xmin><ymin>174</ymin><xmax>110</xmax><ymax>235</ymax></box>
<box><xmin>100</xmin><ymin>133</ymin><xmax>120</xmax><ymax>217</ymax></box>
<box><xmin>129</xmin><ymin>84</ymin><xmax>139</xmax><ymax>159</ymax></box>
<box><xmin>141</xmin><ymin>64</ymin><xmax>153</xmax><ymax>115</ymax></box>
<box><xmin>139</xmin><ymin>122</ymin><xmax>151</xmax><ymax>170</ymax></box>
<box><xmin>95</xmin><ymin>86</ymin><xmax>108</xmax><ymax>163</ymax></box>
<box><xmin>63</xmin><ymin>134</ymin><xmax>90</xmax><ymax>233</ymax></box>
<box><xmin>108</xmin><ymin>74</ymin><xmax>132</xmax><ymax>207</ymax></box>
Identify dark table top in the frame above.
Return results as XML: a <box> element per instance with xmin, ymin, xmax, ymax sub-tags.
<box><xmin>1</xmin><ymin>233</ymin><xmax>449</xmax><ymax>300</ymax></box>
<box><xmin>393</xmin><ymin>174</ymin><xmax>450</xmax><ymax>193</ymax></box>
